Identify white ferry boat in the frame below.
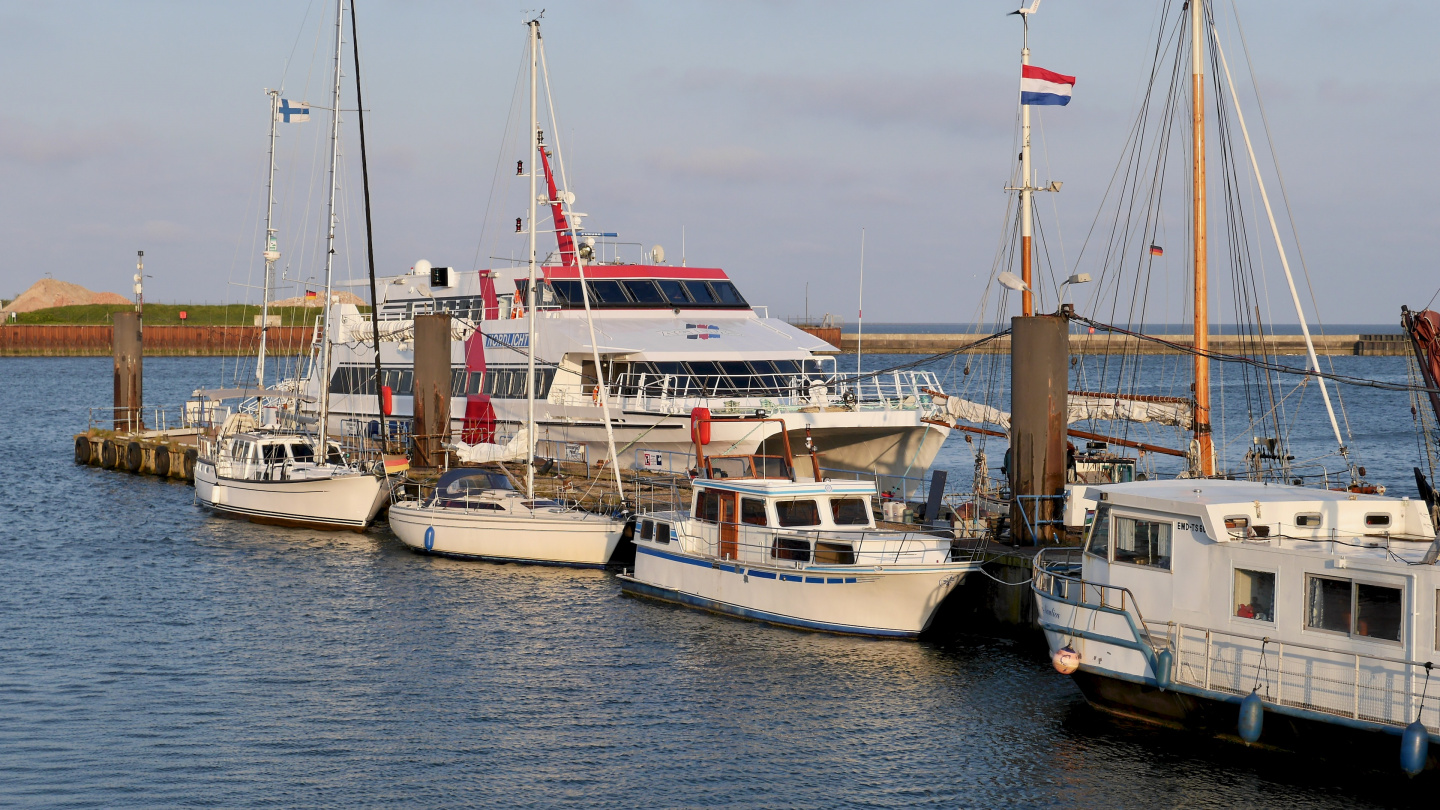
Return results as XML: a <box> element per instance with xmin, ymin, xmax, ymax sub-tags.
<box><xmin>1032</xmin><ymin>479</ymin><xmax>1440</xmax><ymax>772</ymax></box>
<box><xmin>290</xmin><ymin>126</ymin><xmax>948</xmax><ymax>484</ymax></box>
<box><xmin>618</xmin><ymin>417</ymin><xmax>981</xmax><ymax>638</ymax></box>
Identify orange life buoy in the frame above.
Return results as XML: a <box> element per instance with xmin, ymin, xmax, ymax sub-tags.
<box><xmin>592</xmin><ymin>386</ymin><xmax>601</xmax><ymax>405</ymax></box>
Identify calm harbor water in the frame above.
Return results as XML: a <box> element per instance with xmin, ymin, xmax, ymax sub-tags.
<box><xmin>3</xmin><ymin>355</ymin><xmax>1435</xmax><ymax>807</ymax></box>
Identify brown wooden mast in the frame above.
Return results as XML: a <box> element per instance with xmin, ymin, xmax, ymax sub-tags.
<box><xmin>1191</xmin><ymin>0</ymin><xmax>1213</xmax><ymax>475</ymax></box>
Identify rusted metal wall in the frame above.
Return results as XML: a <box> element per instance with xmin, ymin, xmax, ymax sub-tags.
<box><xmin>0</xmin><ymin>325</ymin><xmax>315</xmax><ymax>356</ymax></box>
<box><xmin>113</xmin><ymin>313</ymin><xmax>143</xmax><ymax>431</ymax></box>
<box><xmin>1009</xmin><ymin>315</ymin><xmax>1069</xmax><ymax>545</ymax></box>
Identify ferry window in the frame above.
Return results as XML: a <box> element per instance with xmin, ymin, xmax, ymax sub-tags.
<box><xmin>1224</xmin><ymin>516</ymin><xmax>1250</xmax><ymax>538</ymax></box>
<box><xmin>710</xmin><ymin>281</ymin><xmax>747</xmax><ymax>306</ymax></box>
<box><xmin>695</xmin><ymin>490</ymin><xmax>719</xmax><ymax>523</ymax></box>
<box><xmin>657</xmin><ymin>279</ymin><xmax>691</xmax><ymax>305</ymax></box>
<box><xmin>1365</xmin><ymin>513</ymin><xmax>1392</xmax><ymax>529</ymax></box>
<box><xmin>622</xmin><ymin>280</ymin><xmax>666</xmax><ymax>305</ymax></box>
<box><xmin>451</xmin><ymin>368</ymin><xmax>467</xmax><ymax>397</ymax></box>
<box><xmin>719</xmin><ymin>361</ymin><xmax>753</xmax><ymax>380</ymax></box>
<box><xmin>830</xmin><ymin>498</ymin><xmax>870</xmax><ymax>526</ymax></box>
<box><xmin>640</xmin><ymin>519</ymin><xmax>654</xmax><ymax>541</ymax></box>
<box><xmin>655</xmin><ymin>523</ymin><xmax>671</xmax><ymax>544</ymax></box>
<box><xmin>815</xmin><ymin>541</ymin><xmax>856</xmax><ymax>565</ymax></box>
<box><xmin>1086</xmin><ymin>505</ymin><xmax>1111</xmax><ymax>560</ymax></box>
<box><xmin>776</xmin><ymin>499</ymin><xmax>821</xmax><ymax>527</ymax></box>
<box><xmin>1357</xmin><ymin>584</ymin><xmax>1403</xmax><ymax>641</ymax></box>
<box><xmin>466</xmin><ymin>373</ymin><xmax>485</xmax><ymax>395</ymax></box>
<box><xmin>1307</xmin><ymin>576</ymin><xmax>1403</xmax><ymax>642</ymax></box>
<box><xmin>1233</xmin><ymin>569</ymin><xmax>1274</xmax><ymax>622</ymax></box>
<box><xmin>741</xmin><ymin>498</ymin><xmax>769</xmax><ymax>526</ymax></box>
<box><xmin>549</xmin><ymin>280</ymin><xmax>583</xmax><ymax>304</ymax></box>
<box><xmin>683</xmin><ymin>280</ymin><xmax>718</xmax><ymax>304</ymax></box>
<box><xmin>587</xmin><ymin>280</ymin><xmax>631</xmax><ymax>305</ymax></box>
<box><xmin>1112</xmin><ymin>516</ymin><xmax>1171</xmax><ymax>569</ymax></box>
<box><xmin>1295</xmin><ymin>512</ymin><xmax>1323</xmax><ymax>528</ymax></box>
<box><xmin>773</xmin><ymin>360</ymin><xmax>802</xmax><ymax>375</ymax></box>
<box><xmin>771</xmin><ymin>536</ymin><xmax>811</xmax><ymax>562</ymax></box>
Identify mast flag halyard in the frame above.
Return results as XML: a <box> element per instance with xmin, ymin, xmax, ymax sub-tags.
<box><xmin>1013</xmin><ymin>2</ymin><xmax>1073</xmax><ymax>317</ymax></box>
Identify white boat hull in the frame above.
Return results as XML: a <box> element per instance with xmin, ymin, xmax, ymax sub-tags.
<box><xmin>387</xmin><ymin>502</ymin><xmax>625</xmax><ymax>567</ymax></box>
<box><xmin>194</xmin><ymin>460</ymin><xmax>390</xmax><ymax>531</ymax></box>
<box><xmin>621</xmin><ymin>543</ymin><xmax>973</xmax><ymax>638</ymax></box>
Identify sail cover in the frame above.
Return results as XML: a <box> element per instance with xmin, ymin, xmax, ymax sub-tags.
<box><xmin>927</xmin><ymin>392</ymin><xmax>1191</xmax><ymax>432</ymax></box>
<box><xmin>448</xmin><ymin>428</ymin><xmax>529</xmax><ymax>464</ymax></box>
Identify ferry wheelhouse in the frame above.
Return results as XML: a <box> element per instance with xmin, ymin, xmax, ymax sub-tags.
<box><xmin>618</xmin><ymin>417</ymin><xmax>981</xmax><ymax>638</ymax></box>
<box><xmin>1033</xmin><ymin>479</ymin><xmax>1440</xmax><ymax>771</ymax></box>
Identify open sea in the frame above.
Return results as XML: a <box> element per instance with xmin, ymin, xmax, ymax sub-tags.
<box><xmin>3</xmin><ymin>353</ymin><xmax>1436</xmax><ymax>808</ymax></box>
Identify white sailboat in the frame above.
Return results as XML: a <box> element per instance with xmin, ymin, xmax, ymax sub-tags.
<box><xmin>194</xmin><ymin>0</ymin><xmax>390</xmax><ymax>532</ymax></box>
<box><xmin>387</xmin><ymin>16</ymin><xmax>626</xmax><ymax>566</ymax></box>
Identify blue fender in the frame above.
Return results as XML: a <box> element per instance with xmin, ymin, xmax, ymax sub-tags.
<box><xmin>1238</xmin><ymin>690</ymin><xmax>1263</xmax><ymax>744</ymax></box>
<box><xmin>1154</xmin><ymin>649</ymin><xmax>1173</xmax><ymax>691</ymax></box>
<box><xmin>1401</xmin><ymin>719</ymin><xmax>1429</xmax><ymax>777</ymax></box>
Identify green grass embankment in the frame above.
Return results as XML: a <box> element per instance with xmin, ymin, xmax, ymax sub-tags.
<box><xmin>10</xmin><ymin>303</ymin><xmax>369</xmax><ymax>326</ymax></box>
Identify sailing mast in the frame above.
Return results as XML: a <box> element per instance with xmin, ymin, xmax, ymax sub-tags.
<box><xmin>1191</xmin><ymin>0</ymin><xmax>1214</xmax><ymax>476</ymax></box>
<box><xmin>348</xmin><ymin>0</ymin><xmax>386</xmax><ymax>443</ymax></box>
<box><xmin>258</xmin><ymin>89</ymin><xmax>281</xmax><ymax>390</ymax></box>
<box><xmin>525</xmin><ymin>16</ymin><xmax>540</xmax><ymax>501</ymax></box>
<box><xmin>1019</xmin><ymin>10</ymin><xmax>1034</xmax><ymax>317</ymax></box>
<box><xmin>316</xmin><ymin>0</ymin><xmax>344</xmax><ymax>453</ymax></box>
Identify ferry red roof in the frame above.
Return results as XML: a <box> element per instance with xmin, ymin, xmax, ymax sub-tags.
<box><xmin>540</xmin><ymin>265</ymin><xmax>728</xmax><ymax>281</ymax></box>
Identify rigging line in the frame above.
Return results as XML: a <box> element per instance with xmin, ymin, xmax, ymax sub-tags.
<box><xmin>276</xmin><ymin>0</ymin><xmax>320</xmax><ymax>93</ymax></box>
<box><xmin>471</xmin><ymin>38</ymin><xmax>529</xmax><ymax>273</ymax></box>
<box><xmin>1072</xmin><ymin>315</ymin><xmax>1440</xmax><ymax>395</ymax></box>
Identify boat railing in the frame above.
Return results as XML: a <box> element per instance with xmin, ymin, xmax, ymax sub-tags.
<box><xmin>671</xmin><ymin>520</ymin><xmax>969</xmax><ymax>568</ymax></box>
<box><xmin>87</xmin><ymin>403</ymin><xmax>216</xmax><ymax>435</ymax></box>
<box><xmin>1031</xmin><ymin>547</ymin><xmax>1159</xmax><ymax>642</ymax></box>
<box><xmin>604</xmin><ymin>370</ymin><xmax>941</xmax><ymax>415</ymax></box>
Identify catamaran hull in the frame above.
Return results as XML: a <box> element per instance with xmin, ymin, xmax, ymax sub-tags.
<box><xmin>621</xmin><ymin>544</ymin><xmax>974</xmax><ymax>638</ymax></box>
<box><xmin>193</xmin><ymin>461</ymin><xmax>390</xmax><ymax>531</ymax></box>
<box><xmin>387</xmin><ymin>503</ymin><xmax>625</xmax><ymax>567</ymax></box>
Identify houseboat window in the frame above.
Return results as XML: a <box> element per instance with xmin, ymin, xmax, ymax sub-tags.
<box><xmin>640</xmin><ymin>520</ymin><xmax>654</xmax><ymax>541</ymax></box>
<box><xmin>1112</xmin><ymin>516</ymin><xmax>1172</xmax><ymax>569</ymax></box>
<box><xmin>657</xmin><ymin>279</ymin><xmax>691</xmax><ymax>305</ymax></box>
<box><xmin>1224</xmin><ymin>516</ymin><xmax>1250</xmax><ymax>538</ymax></box>
<box><xmin>655</xmin><ymin>523</ymin><xmax>671</xmax><ymax>544</ymax></box>
<box><xmin>622</xmin><ymin>280</ymin><xmax>667</xmax><ymax>305</ymax></box>
<box><xmin>1233</xmin><ymin>569</ymin><xmax>1275</xmax><ymax>622</ymax></box>
<box><xmin>1307</xmin><ymin>576</ymin><xmax>1404</xmax><ymax>642</ymax></box>
<box><xmin>683</xmin><ymin>280</ymin><xmax>718</xmax><ymax>304</ymax></box>
<box><xmin>695</xmin><ymin>490</ymin><xmax>720</xmax><ymax>523</ymax></box>
<box><xmin>1295</xmin><ymin>512</ymin><xmax>1323</xmax><ymax>528</ymax></box>
<box><xmin>830</xmin><ymin>498</ymin><xmax>871</xmax><ymax>526</ymax></box>
<box><xmin>741</xmin><ymin>498</ymin><xmax>769</xmax><ymax>526</ymax></box>
<box><xmin>1365</xmin><ymin>513</ymin><xmax>1392</xmax><ymax>528</ymax></box>
<box><xmin>815</xmin><ymin>541</ymin><xmax>856</xmax><ymax>564</ymax></box>
<box><xmin>775</xmin><ymin>500</ymin><xmax>822</xmax><ymax>528</ymax></box>
<box><xmin>1086</xmin><ymin>505</ymin><xmax>1111</xmax><ymax>560</ymax></box>
<box><xmin>771</xmin><ymin>536</ymin><xmax>811</xmax><ymax>562</ymax></box>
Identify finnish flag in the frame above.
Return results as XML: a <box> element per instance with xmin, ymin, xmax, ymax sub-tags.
<box><xmin>1020</xmin><ymin>66</ymin><xmax>1075</xmax><ymax>106</ymax></box>
<box><xmin>276</xmin><ymin>98</ymin><xmax>310</xmax><ymax>123</ymax></box>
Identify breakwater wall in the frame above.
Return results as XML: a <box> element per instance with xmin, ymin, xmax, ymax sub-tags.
<box><xmin>0</xmin><ymin>325</ymin><xmax>315</xmax><ymax>356</ymax></box>
<box><xmin>809</xmin><ymin>331</ymin><xmax>1410</xmax><ymax>356</ymax></box>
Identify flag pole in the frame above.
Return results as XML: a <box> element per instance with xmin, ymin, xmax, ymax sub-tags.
<box><xmin>1019</xmin><ymin>12</ymin><xmax>1033</xmax><ymax>317</ymax></box>
<box><xmin>1191</xmin><ymin>0</ymin><xmax>1213</xmax><ymax>476</ymax></box>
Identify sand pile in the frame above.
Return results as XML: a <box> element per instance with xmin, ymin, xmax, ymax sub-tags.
<box><xmin>2</xmin><ymin>279</ymin><xmax>130</xmax><ymax>317</ymax></box>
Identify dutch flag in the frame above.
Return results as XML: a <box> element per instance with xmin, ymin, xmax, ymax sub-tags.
<box><xmin>1021</xmin><ymin>65</ymin><xmax>1076</xmax><ymax>107</ymax></box>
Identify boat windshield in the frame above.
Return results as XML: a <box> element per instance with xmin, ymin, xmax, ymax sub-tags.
<box><xmin>434</xmin><ymin>470</ymin><xmax>514</xmax><ymax>498</ymax></box>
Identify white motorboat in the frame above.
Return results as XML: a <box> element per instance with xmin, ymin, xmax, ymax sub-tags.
<box><xmin>1033</xmin><ymin>479</ymin><xmax>1440</xmax><ymax>772</ymax></box>
<box><xmin>619</xmin><ymin>417</ymin><xmax>981</xmax><ymax>638</ymax></box>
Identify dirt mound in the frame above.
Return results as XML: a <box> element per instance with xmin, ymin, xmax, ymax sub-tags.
<box><xmin>270</xmin><ymin>291</ymin><xmax>367</xmax><ymax>307</ymax></box>
<box><xmin>2</xmin><ymin>279</ymin><xmax>129</xmax><ymax>316</ymax></box>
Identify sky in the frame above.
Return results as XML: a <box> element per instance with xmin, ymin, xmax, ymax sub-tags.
<box><xmin>1</xmin><ymin>0</ymin><xmax>1436</xmax><ymax>325</ymax></box>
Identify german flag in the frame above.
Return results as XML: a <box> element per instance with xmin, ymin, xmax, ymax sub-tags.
<box><xmin>1149</xmin><ymin>244</ymin><xmax>1164</xmax><ymax>256</ymax></box>
<box><xmin>383</xmin><ymin>455</ymin><xmax>409</xmax><ymax>475</ymax></box>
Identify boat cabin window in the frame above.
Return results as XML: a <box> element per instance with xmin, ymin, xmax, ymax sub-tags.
<box><xmin>683</xmin><ymin>281</ymin><xmax>718</xmax><ymax>304</ymax></box>
<box><xmin>1224</xmin><ymin>516</ymin><xmax>1250</xmax><ymax>538</ymax></box>
<box><xmin>523</xmin><ymin>500</ymin><xmax>560</xmax><ymax>509</ymax></box>
<box><xmin>1086</xmin><ymin>505</ymin><xmax>1111</xmax><ymax>560</ymax></box>
<box><xmin>707</xmin><ymin>456</ymin><xmax>752</xmax><ymax>479</ymax></box>
<box><xmin>655</xmin><ymin>523</ymin><xmax>671</xmax><ymax>544</ymax></box>
<box><xmin>622</xmin><ymin>280</ymin><xmax>667</xmax><ymax>305</ymax></box>
<box><xmin>640</xmin><ymin>519</ymin><xmax>654</xmax><ymax>541</ymax></box>
<box><xmin>262</xmin><ymin>444</ymin><xmax>286</xmax><ymax>464</ymax></box>
<box><xmin>1295</xmin><ymin>512</ymin><xmax>1323</xmax><ymax>528</ymax></box>
<box><xmin>1233</xmin><ymin>569</ymin><xmax>1275</xmax><ymax>622</ymax></box>
<box><xmin>435</xmin><ymin>471</ymin><xmax>513</xmax><ymax>499</ymax></box>
<box><xmin>814</xmin><ymin>541</ymin><xmax>855</xmax><ymax>565</ymax></box>
<box><xmin>657</xmin><ymin>279</ymin><xmax>690</xmax><ymax>305</ymax></box>
<box><xmin>775</xmin><ymin>500</ymin><xmax>821</xmax><ymax>528</ymax></box>
<box><xmin>288</xmin><ymin>443</ymin><xmax>315</xmax><ymax>462</ymax></box>
<box><xmin>830</xmin><ymin>498</ymin><xmax>871</xmax><ymax>526</ymax></box>
<box><xmin>771</xmin><ymin>536</ymin><xmax>810</xmax><ymax>562</ymax></box>
<box><xmin>695</xmin><ymin>490</ymin><xmax>720</xmax><ymax>523</ymax></box>
<box><xmin>1112</xmin><ymin>516</ymin><xmax>1172</xmax><ymax>570</ymax></box>
<box><xmin>1306</xmin><ymin>575</ymin><xmax>1403</xmax><ymax>642</ymax></box>
<box><xmin>1365</xmin><ymin>513</ymin><xmax>1392</xmax><ymax>529</ymax></box>
<box><xmin>741</xmin><ymin>498</ymin><xmax>768</xmax><ymax>526</ymax></box>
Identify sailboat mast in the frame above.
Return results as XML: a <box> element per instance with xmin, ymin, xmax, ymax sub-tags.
<box><xmin>1020</xmin><ymin>16</ymin><xmax>1034</xmax><ymax>317</ymax></box>
<box><xmin>317</xmin><ymin>0</ymin><xmax>344</xmax><ymax>453</ymax></box>
<box><xmin>525</xmin><ymin>17</ymin><xmax>539</xmax><ymax>500</ymax></box>
<box><xmin>258</xmin><ymin>89</ymin><xmax>281</xmax><ymax>390</ymax></box>
<box><xmin>349</xmin><ymin>0</ymin><xmax>387</xmax><ymax>444</ymax></box>
<box><xmin>1191</xmin><ymin>0</ymin><xmax>1213</xmax><ymax>475</ymax></box>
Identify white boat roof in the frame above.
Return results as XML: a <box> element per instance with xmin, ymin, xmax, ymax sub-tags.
<box><xmin>1086</xmin><ymin>479</ymin><xmax>1395</xmax><ymax>508</ymax></box>
<box><xmin>537</xmin><ymin>314</ymin><xmax>833</xmax><ymax>361</ymax></box>
<box><xmin>696</xmin><ymin>478</ymin><xmax>876</xmax><ymax>497</ymax></box>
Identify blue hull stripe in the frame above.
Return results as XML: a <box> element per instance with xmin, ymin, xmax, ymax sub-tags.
<box><xmin>617</xmin><ymin>576</ymin><xmax>919</xmax><ymax>639</ymax></box>
<box><xmin>636</xmin><ymin>543</ymin><xmax>861</xmax><ymax>582</ymax></box>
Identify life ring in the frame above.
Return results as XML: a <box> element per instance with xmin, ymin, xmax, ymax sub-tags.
<box><xmin>511</xmin><ymin>301</ymin><xmax>524</xmax><ymax>320</ymax></box>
